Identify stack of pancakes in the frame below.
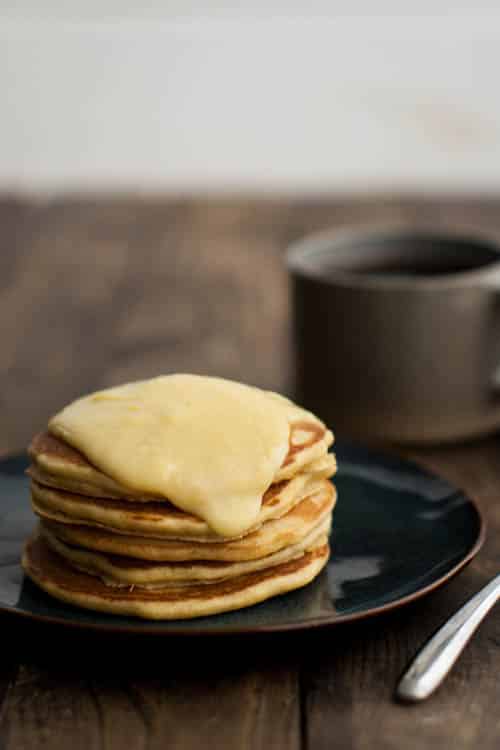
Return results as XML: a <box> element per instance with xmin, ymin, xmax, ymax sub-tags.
<box><xmin>23</xmin><ymin>407</ymin><xmax>336</xmax><ymax>620</ymax></box>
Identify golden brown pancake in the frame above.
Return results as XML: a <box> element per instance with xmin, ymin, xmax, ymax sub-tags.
<box><xmin>23</xmin><ymin>377</ymin><xmax>337</xmax><ymax>620</ymax></box>
<box><xmin>40</xmin><ymin>516</ymin><xmax>331</xmax><ymax>586</ymax></box>
<box><xmin>28</xmin><ymin>424</ymin><xmax>334</xmax><ymax>504</ymax></box>
<box><xmin>23</xmin><ymin>533</ymin><xmax>330</xmax><ymax>620</ymax></box>
<box><xmin>29</xmin><ymin>466</ymin><xmax>334</xmax><ymax>541</ymax></box>
<box><xmin>37</xmin><ymin>480</ymin><xmax>336</xmax><ymax>562</ymax></box>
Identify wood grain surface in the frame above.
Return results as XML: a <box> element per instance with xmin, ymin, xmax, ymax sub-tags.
<box><xmin>0</xmin><ymin>195</ymin><xmax>499</xmax><ymax>749</ymax></box>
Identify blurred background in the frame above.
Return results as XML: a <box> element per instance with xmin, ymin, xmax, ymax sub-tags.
<box><xmin>2</xmin><ymin>2</ymin><xmax>500</xmax><ymax>193</ymax></box>
<box><xmin>2</xmin><ymin>3</ymin><xmax>500</xmax><ymax>452</ymax></box>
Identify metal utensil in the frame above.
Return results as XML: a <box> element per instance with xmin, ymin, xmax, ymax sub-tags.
<box><xmin>397</xmin><ymin>573</ymin><xmax>500</xmax><ymax>702</ymax></box>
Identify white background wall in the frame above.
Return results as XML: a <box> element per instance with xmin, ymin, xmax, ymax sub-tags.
<box><xmin>2</xmin><ymin>2</ymin><xmax>500</xmax><ymax>193</ymax></box>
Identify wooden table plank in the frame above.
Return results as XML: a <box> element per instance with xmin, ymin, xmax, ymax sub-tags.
<box><xmin>0</xmin><ymin>196</ymin><xmax>499</xmax><ymax>749</ymax></box>
<box><xmin>0</xmin><ymin>632</ymin><xmax>301</xmax><ymax>750</ymax></box>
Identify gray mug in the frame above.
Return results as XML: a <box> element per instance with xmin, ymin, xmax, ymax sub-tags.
<box><xmin>287</xmin><ymin>227</ymin><xmax>500</xmax><ymax>444</ymax></box>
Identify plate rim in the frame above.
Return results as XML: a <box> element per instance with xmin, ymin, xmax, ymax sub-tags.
<box><xmin>0</xmin><ymin>452</ymin><xmax>486</xmax><ymax>637</ymax></box>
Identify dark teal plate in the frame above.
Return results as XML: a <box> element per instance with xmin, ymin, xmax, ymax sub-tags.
<box><xmin>0</xmin><ymin>445</ymin><xmax>484</xmax><ymax>635</ymax></box>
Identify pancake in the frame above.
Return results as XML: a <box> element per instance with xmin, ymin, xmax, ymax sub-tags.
<box><xmin>28</xmin><ymin>423</ymin><xmax>334</xmax><ymax>504</ymax></box>
<box><xmin>23</xmin><ymin>533</ymin><xmax>330</xmax><ymax>619</ymax></box>
<box><xmin>38</xmin><ymin>480</ymin><xmax>336</xmax><ymax>562</ymax></box>
<box><xmin>40</xmin><ymin>515</ymin><xmax>331</xmax><ymax>586</ymax></box>
<box><xmin>29</xmin><ymin>461</ymin><xmax>335</xmax><ymax>541</ymax></box>
<box><xmin>24</xmin><ymin>376</ymin><xmax>337</xmax><ymax>620</ymax></box>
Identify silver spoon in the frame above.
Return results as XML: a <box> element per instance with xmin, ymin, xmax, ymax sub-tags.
<box><xmin>397</xmin><ymin>573</ymin><xmax>500</xmax><ymax>702</ymax></box>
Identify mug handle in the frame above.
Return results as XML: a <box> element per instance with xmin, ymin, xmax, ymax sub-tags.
<box><xmin>486</xmin><ymin>272</ymin><xmax>500</xmax><ymax>393</ymax></box>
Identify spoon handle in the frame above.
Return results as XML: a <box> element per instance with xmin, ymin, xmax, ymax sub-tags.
<box><xmin>397</xmin><ymin>573</ymin><xmax>500</xmax><ymax>702</ymax></box>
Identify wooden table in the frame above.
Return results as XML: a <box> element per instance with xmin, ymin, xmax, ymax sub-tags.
<box><xmin>0</xmin><ymin>196</ymin><xmax>499</xmax><ymax>749</ymax></box>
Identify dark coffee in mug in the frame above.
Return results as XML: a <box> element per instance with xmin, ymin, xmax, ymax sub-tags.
<box><xmin>304</xmin><ymin>234</ymin><xmax>499</xmax><ymax>280</ymax></box>
<box><xmin>344</xmin><ymin>260</ymin><xmax>495</xmax><ymax>277</ymax></box>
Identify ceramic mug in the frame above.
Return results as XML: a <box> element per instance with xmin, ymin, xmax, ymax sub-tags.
<box><xmin>287</xmin><ymin>227</ymin><xmax>500</xmax><ymax>444</ymax></box>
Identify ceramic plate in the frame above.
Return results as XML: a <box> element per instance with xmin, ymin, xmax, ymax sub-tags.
<box><xmin>0</xmin><ymin>444</ymin><xmax>484</xmax><ymax>635</ymax></box>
